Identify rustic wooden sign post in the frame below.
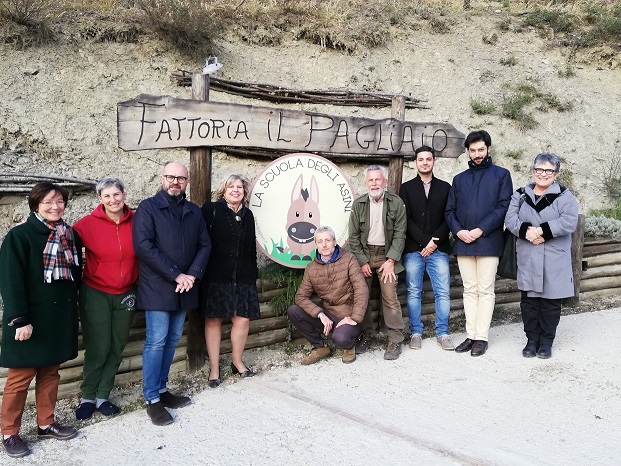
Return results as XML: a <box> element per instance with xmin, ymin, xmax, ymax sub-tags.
<box><xmin>187</xmin><ymin>73</ymin><xmax>212</xmax><ymax>372</ymax></box>
<box><xmin>387</xmin><ymin>95</ymin><xmax>406</xmax><ymax>194</ymax></box>
<box><xmin>117</xmin><ymin>85</ymin><xmax>466</xmax><ymax>373</ymax></box>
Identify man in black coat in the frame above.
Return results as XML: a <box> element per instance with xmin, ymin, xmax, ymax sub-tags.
<box><xmin>399</xmin><ymin>146</ymin><xmax>454</xmax><ymax>352</ymax></box>
<box><xmin>133</xmin><ymin>162</ymin><xmax>211</xmax><ymax>426</ymax></box>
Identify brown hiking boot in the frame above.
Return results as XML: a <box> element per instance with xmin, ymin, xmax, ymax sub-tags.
<box><xmin>384</xmin><ymin>341</ymin><xmax>402</xmax><ymax>360</ymax></box>
<box><xmin>341</xmin><ymin>348</ymin><xmax>356</xmax><ymax>364</ymax></box>
<box><xmin>301</xmin><ymin>346</ymin><xmax>331</xmax><ymax>365</ymax></box>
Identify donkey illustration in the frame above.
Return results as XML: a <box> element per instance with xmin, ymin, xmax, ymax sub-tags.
<box><xmin>286</xmin><ymin>174</ymin><xmax>320</xmax><ymax>261</ymax></box>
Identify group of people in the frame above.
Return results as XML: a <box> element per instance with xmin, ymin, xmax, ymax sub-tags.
<box><xmin>289</xmin><ymin>129</ymin><xmax>579</xmax><ymax>366</ymax></box>
<box><xmin>0</xmin><ymin>129</ymin><xmax>580</xmax><ymax>459</ymax></box>
<box><xmin>0</xmin><ymin>163</ymin><xmax>260</xmax><ymax>457</ymax></box>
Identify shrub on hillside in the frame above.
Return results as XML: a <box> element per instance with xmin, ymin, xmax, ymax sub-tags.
<box><xmin>136</xmin><ymin>0</ymin><xmax>224</xmax><ymax>55</ymax></box>
<box><xmin>521</xmin><ymin>9</ymin><xmax>577</xmax><ymax>34</ymax></box>
<box><xmin>585</xmin><ymin>215</ymin><xmax>621</xmax><ymax>238</ymax></box>
<box><xmin>0</xmin><ymin>0</ymin><xmax>57</xmax><ymax>45</ymax></box>
<box><xmin>0</xmin><ymin>0</ymin><xmax>57</xmax><ymax>25</ymax></box>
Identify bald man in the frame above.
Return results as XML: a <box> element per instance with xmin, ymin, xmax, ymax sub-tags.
<box><xmin>133</xmin><ymin>162</ymin><xmax>211</xmax><ymax>426</ymax></box>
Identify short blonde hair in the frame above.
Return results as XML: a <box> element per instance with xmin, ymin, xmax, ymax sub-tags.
<box><xmin>216</xmin><ymin>174</ymin><xmax>251</xmax><ymax>207</ymax></box>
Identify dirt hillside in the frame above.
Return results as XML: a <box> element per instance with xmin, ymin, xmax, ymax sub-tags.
<box><xmin>1</xmin><ymin>11</ymin><xmax>620</xmax><ymax>235</ymax></box>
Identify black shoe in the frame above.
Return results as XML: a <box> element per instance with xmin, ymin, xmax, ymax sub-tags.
<box><xmin>75</xmin><ymin>401</ymin><xmax>96</xmax><ymax>420</ymax></box>
<box><xmin>470</xmin><ymin>340</ymin><xmax>488</xmax><ymax>357</ymax></box>
<box><xmin>522</xmin><ymin>341</ymin><xmax>538</xmax><ymax>358</ymax></box>
<box><xmin>231</xmin><ymin>362</ymin><xmax>256</xmax><ymax>378</ymax></box>
<box><xmin>37</xmin><ymin>422</ymin><xmax>78</xmax><ymax>440</ymax></box>
<box><xmin>208</xmin><ymin>367</ymin><xmax>221</xmax><ymax>388</ymax></box>
<box><xmin>455</xmin><ymin>338</ymin><xmax>474</xmax><ymax>353</ymax></box>
<box><xmin>159</xmin><ymin>391</ymin><xmax>191</xmax><ymax>409</ymax></box>
<box><xmin>97</xmin><ymin>401</ymin><xmax>121</xmax><ymax>417</ymax></box>
<box><xmin>2</xmin><ymin>435</ymin><xmax>30</xmax><ymax>458</ymax></box>
<box><xmin>356</xmin><ymin>332</ymin><xmax>373</xmax><ymax>354</ymax></box>
<box><xmin>537</xmin><ymin>344</ymin><xmax>552</xmax><ymax>359</ymax></box>
<box><xmin>147</xmin><ymin>401</ymin><xmax>173</xmax><ymax>426</ymax></box>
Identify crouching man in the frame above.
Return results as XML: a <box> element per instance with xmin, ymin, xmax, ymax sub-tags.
<box><xmin>287</xmin><ymin>226</ymin><xmax>369</xmax><ymax>365</ymax></box>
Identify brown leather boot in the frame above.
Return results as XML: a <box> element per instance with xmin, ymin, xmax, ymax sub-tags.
<box><xmin>301</xmin><ymin>346</ymin><xmax>331</xmax><ymax>365</ymax></box>
<box><xmin>341</xmin><ymin>348</ymin><xmax>356</xmax><ymax>364</ymax></box>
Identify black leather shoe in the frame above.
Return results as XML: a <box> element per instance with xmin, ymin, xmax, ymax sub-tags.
<box><xmin>208</xmin><ymin>367</ymin><xmax>221</xmax><ymax>388</ymax></box>
<box><xmin>231</xmin><ymin>362</ymin><xmax>256</xmax><ymax>378</ymax></box>
<box><xmin>522</xmin><ymin>341</ymin><xmax>538</xmax><ymax>358</ymax></box>
<box><xmin>470</xmin><ymin>340</ymin><xmax>488</xmax><ymax>357</ymax></box>
<box><xmin>455</xmin><ymin>338</ymin><xmax>474</xmax><ymax>353</ymax></box>
<box><xmin>2</xmin><ymin>435</ymin><xmax>30</xmax><ymax>457</ymax></box>
<box><xmin>37</xmin><ymin>422</ymin><xmax>78</xmax><ymax>440</ymax></box>
<box><xmin>537</xmin><ymin>344</ymin><xmax>552</xmax><ymax>359</ymax></box>
<box><xmin>159</xmin><ymin>391</ymin><xmax>191</xmax><ymax>409</ymax></box>
<box><xmin>147</xmin><ymin>401</ymin><xmax>173</xmax><ymax>426</ymax></box>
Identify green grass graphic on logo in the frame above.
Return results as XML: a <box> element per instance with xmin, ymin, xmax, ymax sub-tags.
<box><xmin>265</xmin><ymin>238</ymin><xmax>316</xmax><ymax>267</ymax></box>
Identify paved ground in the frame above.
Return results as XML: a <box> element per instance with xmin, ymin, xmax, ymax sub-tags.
<box><xmin>9</xmin><ymin>308</ymin><xmax>621</xmax><ymax>465</ymax></box>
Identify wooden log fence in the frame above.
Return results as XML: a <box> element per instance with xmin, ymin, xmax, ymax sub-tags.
<box><xmin>2</xmin><ymin>236</ymin><xmax>620</xmax><ymax>401</ymax></box>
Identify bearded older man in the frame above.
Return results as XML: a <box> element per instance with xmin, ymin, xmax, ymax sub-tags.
<box><xmin>349</xmin><ymin>165</ymin><xmax>407</xmax><ymax>360</ymax></box>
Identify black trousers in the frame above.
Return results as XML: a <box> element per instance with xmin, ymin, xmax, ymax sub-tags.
<box><xmin>520</xmin><ymin>293</ymin><xmax>562</xmax><ymax>346</ymax></box>
<box><xmin>287</xmin><ymin>305</ymin><xmax>362</xmax><ymax>349</ymax></box>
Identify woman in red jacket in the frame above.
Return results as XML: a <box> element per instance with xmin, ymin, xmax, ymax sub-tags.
<box><xmin>72</xmin><ymin>177</ymin><xmax>138</xmax><ymax>420</ymax></box>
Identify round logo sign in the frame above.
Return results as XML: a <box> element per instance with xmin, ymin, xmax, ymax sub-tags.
<box><xmin>250</xmin><ymin>153</ymin><xmax>355</xmax><ymax>269</ymax></box>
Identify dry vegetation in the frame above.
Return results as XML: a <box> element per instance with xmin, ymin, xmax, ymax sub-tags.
<box><xmin>1</xmin><ymin>0</ymin><xmax>620</xmax><ymax>55</ymax></box>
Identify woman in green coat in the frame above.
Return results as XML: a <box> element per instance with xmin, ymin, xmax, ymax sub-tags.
<box><xmin>0</xmin><ymin>183</ymin><xmax>82</xmax><ymax>459</ymax></box>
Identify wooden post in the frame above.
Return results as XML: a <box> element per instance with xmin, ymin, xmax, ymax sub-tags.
<box><xmin>563</xmin><ymin>214</ymin><xmax>585</xmax><ymax>307</ymax></box>
<box><xmin>187</xmin><ymin>73</ymin><xmax>213</xmax><ymax>372</ymax></box>
<box><xmin>387</xmin><ymin>95</ymin><xmax>406</xmax><ymax>194</ymax></box>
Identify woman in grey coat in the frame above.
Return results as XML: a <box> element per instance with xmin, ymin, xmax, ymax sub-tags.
<box><xmin>505</xmin><ymin>153</ymin><xmax>579</xmax><ymax>359</ymax></box>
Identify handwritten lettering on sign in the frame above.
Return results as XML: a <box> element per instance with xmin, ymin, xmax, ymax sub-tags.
<box><xmin>117</xmin><ymin>95</ymin><xmax>465</xmax><ymax>157</ymax></box>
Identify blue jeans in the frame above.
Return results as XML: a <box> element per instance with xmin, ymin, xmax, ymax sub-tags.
<box><xmin>142</xmin><ymin>310</ymin><xmax>186</xmax><ymax>403</ymax></box>
<box><xmin>403</xmin><ymin>250</ymin><xmax>451</xmax><ymax>336</ymax></box>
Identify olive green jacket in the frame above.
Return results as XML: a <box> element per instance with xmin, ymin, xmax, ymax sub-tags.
<box><xmin>348</xmin><ymin>192</ymin><xmax>407</xmax><ymax>274</ymax></box>
<box><xmin>0</xmin><ymin>214</ymin><xmax>81</xmax><ymax>368</ymax></box>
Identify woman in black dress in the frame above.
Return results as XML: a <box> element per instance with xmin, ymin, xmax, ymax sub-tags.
<box><xmin>200</xmin><ymin>174</ymin><xmax>260</xmax><ymax>387</ymax></box>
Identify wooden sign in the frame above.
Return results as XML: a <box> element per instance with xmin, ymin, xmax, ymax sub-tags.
<box><xmin>117</xmin><ymin>94</ymin><xmax>465</xmax><ymax>157</ymax></box>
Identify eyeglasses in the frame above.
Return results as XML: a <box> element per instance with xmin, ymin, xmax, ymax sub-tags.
<box><xmin>533</xmin><ymin>168</ymin><xmax>558</xmax><ymax>176</ymax></box>
<box><xmin>163</xmin><ymin>175</ymin><xmax>188</xmax><ymax>183</ymax></box>
<box><xmin>40</xmin><ymin>200</ymin><xmax>65</xmax><ymax>206</ymax></box>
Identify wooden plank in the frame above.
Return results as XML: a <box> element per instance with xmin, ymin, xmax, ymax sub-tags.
<box><xmin>580</xmin><ymin>287</ymin><xmax>621</xmax><ymax>300</ymax></box>
<box><xmin>581</xmin><ymin>264</ymin><xmax>621</xmax><ymax>280</ymax></box>
<box><xmin>579</xmin><ymin>275</ymin><xmax>621</xmax><ymax>292</ymax></box>
<box><xmin>584</xmin><ymin>252</ymin><xmax>621</xmax><ymax>268</ymax></box>
<box><xmin>583</xmin><ymin>241</ymin><xmax>621</xmax><ymax>256</ymax></box>
<box><xmin>117</xmin><ymin>95</ymin><xmax>465</xmax><ymax>157</ymax></box>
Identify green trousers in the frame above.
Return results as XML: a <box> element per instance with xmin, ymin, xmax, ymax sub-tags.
<box><xmin>79</xmin><ymin>283</ymin><xmax>136</xmax><ymax>400</ymax></box>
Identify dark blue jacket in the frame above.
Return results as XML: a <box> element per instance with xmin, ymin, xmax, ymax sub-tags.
<box><xmin>133</xmin><ymin>190</ymin><xmax>211</xmax><ymax>311</ymax></box>
<box><xmin>445</xmin><ymin>157</ymin><xmax>513</xmax><ymax>257</ymax></box>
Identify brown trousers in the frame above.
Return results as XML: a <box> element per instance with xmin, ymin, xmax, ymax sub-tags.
<box><xmin>1</xmin><ymin>365</ymin><xmax>60</xmax><ymax>435</ymax></box>
<box><xmin>362</xmin><ymin>245</ymin><xmax>405</xmax><ymax>343</ymax></box>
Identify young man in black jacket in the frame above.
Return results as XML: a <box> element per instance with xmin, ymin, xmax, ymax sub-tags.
<box><xmin>399</xmin><ymin>146</ymin><xmax>454</xmax><ymax>351</ymax></box>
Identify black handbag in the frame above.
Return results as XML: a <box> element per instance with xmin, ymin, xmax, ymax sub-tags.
<box><xmin>497</xmin><ymin>189</ymin><xmax>525</xmax><ymax>280</ymax></box>
<box><xmin>497</xmin><ymin>229</ymin><xmax>518</xmax><ymax>279</ymax></box>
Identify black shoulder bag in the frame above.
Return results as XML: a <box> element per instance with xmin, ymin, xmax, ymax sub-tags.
<box><xmin>497</xmin><ymin>189</ymin><xmax>525</xmax><ymax>280</ymax></box>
